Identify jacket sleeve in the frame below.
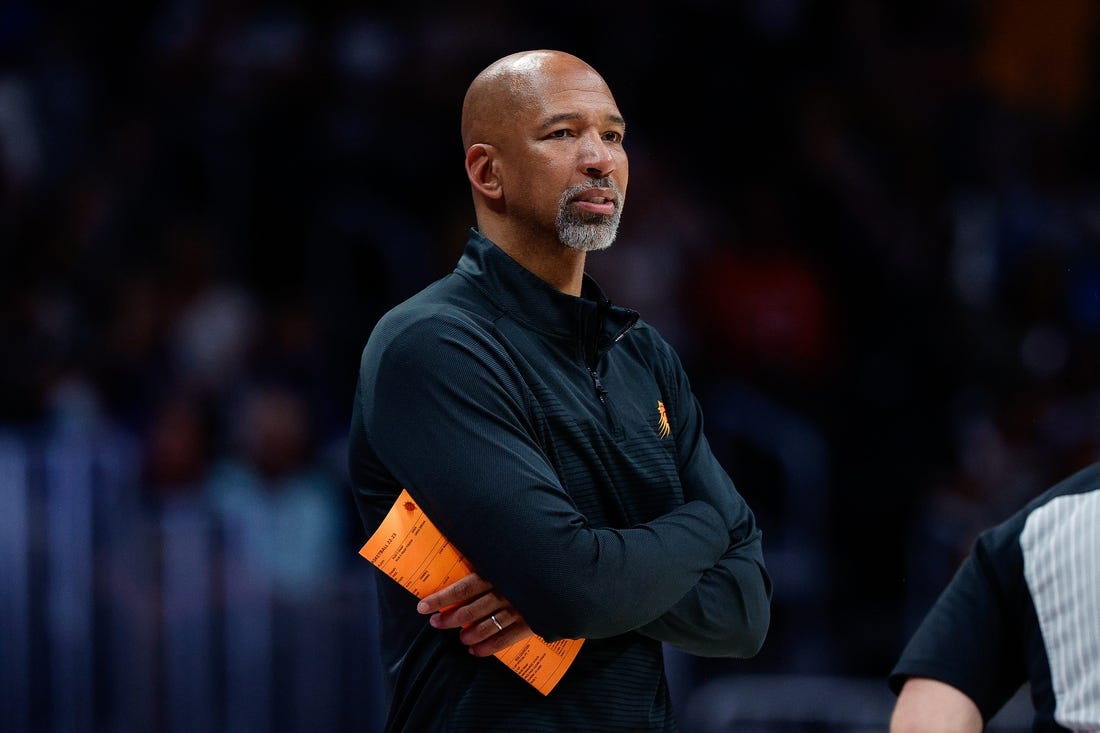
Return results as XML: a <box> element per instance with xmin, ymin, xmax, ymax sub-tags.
<box><xmin>635</xmin><ymin>349</ymin><xmax>772</xmax><ymax>658</ymax></box>
<box><xmin>357</xmin><ymin>311</ymin><xmax>732</xmax><ymax>641</ymax></box>
<box><xmin>888</xmin><ymin>507</ymin><xmax>1031</xmax><ymax>720</ymax></box>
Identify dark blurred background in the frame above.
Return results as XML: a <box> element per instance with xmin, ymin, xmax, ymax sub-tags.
<box><xmin>4</xmin><ymin>1</ymin><xmax>1100</xmax><ymax>731</ymax></box>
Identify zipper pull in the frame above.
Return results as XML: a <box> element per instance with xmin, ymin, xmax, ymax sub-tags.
<box><xmin>587</xmin><ymin>367</ymin><xmax>608</xmax><ymax>403</ymax></box>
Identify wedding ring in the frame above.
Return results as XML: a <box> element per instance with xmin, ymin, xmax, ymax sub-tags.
<box><xmin>490</xmin><ymin>613</ymin><xmax>504</xmax><ymax>632</ymax></box>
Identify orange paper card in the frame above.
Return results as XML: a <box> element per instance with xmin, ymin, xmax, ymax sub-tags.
<box><xmin>360</xmin><ymin>489</ymin><xmax>584</xmax><ymax>695</ymax></box>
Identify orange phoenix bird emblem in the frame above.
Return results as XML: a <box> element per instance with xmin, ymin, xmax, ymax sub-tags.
<box><xmin>656</xmin><ymin>400</ymin><xmax>671</xmax><ymax>439</ymax></box>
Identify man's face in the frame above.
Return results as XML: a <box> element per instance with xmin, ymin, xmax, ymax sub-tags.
<box><xmin>499</xmin><ymin>67</ymin><xmax>629</xmax><ymax>251</ymax></box>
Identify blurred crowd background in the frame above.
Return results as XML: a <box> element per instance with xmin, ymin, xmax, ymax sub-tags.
<box><xmin>4</xmin><ymin>1</ymin><xmax>1100</xmax><ymax>731</ymax></box>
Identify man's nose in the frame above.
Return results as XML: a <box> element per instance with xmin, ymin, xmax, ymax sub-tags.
<box><xmin>579</xmin><ymin>132</ymin><xmax>615</xmax><ymax>177</ymax></box>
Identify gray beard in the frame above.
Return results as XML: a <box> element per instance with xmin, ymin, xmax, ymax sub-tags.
<box><xmin>556</xmin><ymin>180</ymin><xmax>624</xmax><ymax>253</ymax></box>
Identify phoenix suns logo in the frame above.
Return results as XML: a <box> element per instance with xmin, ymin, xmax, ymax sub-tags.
<box><xmin>656</xmin><ymin>400</ymin><xmax>671</xmax><ymax>439</ymax></box>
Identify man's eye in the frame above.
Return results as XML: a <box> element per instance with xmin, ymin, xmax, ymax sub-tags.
<box><xmin>603</xmin><ymin>132</ymin><xmax>623</xmax><ymax>143</ymax></box>
<box><xmin>547</xmin><ymin>129</ymin><xmax>570</xmax><ymax>139</ymax></box>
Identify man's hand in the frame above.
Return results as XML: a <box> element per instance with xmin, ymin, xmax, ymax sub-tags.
<box><xmin>417</xmin><ymin>572</ymin><xmax>534</xmax><ymax>657</ymax></box>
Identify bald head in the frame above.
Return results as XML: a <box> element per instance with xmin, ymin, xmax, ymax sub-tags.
<box><xmin>458</xmin><ymin>49</ymin><xmax>628</xmax><ymax>282</ymax></box>
<box><xmin>461</xmin><ymin>50</ymin><xmax>615</xmax><ymax>151</ymax></box>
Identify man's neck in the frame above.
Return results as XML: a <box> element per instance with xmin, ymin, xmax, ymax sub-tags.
<box><xmin>485</xmin><ymin>229</ymin><xmax>587</xmax><ymax>297</ymax></box>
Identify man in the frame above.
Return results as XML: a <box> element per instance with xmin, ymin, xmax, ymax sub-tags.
<box><xmin>889</xmin><ymin>461</ymin><xmax>1100</xmax><ymax>733</ymax></box>
<box><xmin>348</xmin><ymin>49</ymin><xmax>771</xmax><ymax>732</ymax></box>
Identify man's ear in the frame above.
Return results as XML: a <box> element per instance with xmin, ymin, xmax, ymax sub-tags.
<box><xmin>465</xmin><ymin>144</ymin><xmax>503</xmax><ymax>199</ymax></box>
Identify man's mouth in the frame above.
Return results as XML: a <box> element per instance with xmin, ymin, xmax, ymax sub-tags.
<box><xmin>571</xmin><ymin>190</ymin><xmax>617</xmax><ymax>215</ymax></box>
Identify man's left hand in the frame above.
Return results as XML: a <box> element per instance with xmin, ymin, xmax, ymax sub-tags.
<box><xmin>418</xmin><ymin>571</ymin><xmax>534</xmax><ymax>656</ymax></box>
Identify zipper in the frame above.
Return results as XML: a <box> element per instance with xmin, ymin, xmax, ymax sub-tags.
<box><xmin>587</xmin><ymin>367</ymin><xmax>608</xmax><ymax>403</ymax></box>
<box><xmin>585</xmin><ymin>300</ymin><xmax>631</xmax><ymax>438</ymax></box>
<box><xmin>586</xmin><ymin>366</ymin><xmax>622</xmax><ymax>437</ymax></box>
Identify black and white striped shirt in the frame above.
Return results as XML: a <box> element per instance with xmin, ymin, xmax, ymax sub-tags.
<box><xmin>890</xmin><ymin>461</ymin><xmax>1100</xmax><ymax>732</ymax></box>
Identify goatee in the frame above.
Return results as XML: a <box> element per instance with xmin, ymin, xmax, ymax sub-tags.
<box><xmin>557</xmin><ymin>180</ymin><xmax>624</xmax><ymax>253</ymax></box>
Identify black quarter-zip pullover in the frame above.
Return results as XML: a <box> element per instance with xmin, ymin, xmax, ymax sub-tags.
<box><xmin>349</xmin><ymin>228</ymin><xmax>771</xmax><ymax>733</ymax></box>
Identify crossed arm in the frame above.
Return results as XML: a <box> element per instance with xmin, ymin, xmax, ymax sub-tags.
<box><xmin>411</xmin><ymin>413</ymin><xmax>767</xmax><ymax>659</ymax></box>
<box><xmin>416</xmin><ymin>421</ymin><xmax>769</xmax><ymax>660</ymax></box>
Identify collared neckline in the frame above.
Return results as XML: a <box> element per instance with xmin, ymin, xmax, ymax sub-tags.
<box><xmin>456</xmin><ymin>228</ymin><xmax>638</xmax><ymax>358</ymax></box>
